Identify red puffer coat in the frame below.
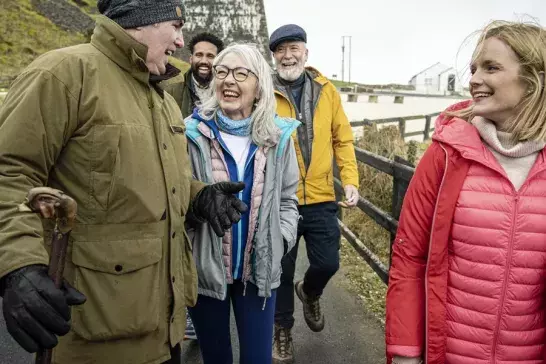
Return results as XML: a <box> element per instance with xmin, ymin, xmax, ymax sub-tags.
<box><xmin>385</xmin><ymin>101</ymin><xmax>546</xmax><ymax>364</ymax></box>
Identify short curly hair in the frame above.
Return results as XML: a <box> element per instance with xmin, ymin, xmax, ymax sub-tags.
<box><xmin>188</xmin><ymin>32</ymin><xmax>224</xmax><ymax>55</ymax></box>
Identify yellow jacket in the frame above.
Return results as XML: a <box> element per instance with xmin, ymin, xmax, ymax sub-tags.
<box><xmin>275</xmin><ymin>67</ymin><xmax>359</xmax><ymax>205</ymax></box>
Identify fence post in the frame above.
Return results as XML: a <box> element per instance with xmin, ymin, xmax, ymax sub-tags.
<box><xmin>398</xmin><ymin>118</ymin><xmax>406</xmax><ymax>139</ymax></box>
<box><xmin>423</xmin><ymin>115</ymin><xmax>432</xmax><ymax>140</ymax></box>
<box><xmin>390</xmin><ymin>156</ymin><xmax>413</xmax><ymax>267</ymax></box>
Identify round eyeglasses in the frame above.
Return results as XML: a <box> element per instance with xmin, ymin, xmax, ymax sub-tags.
<box><xmin>213</xmin><ymin>65</ymin><xmax>257</xmax><ymax>82</ymax></box>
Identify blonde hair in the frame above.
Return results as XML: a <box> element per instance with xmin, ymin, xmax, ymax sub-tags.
<box><xmin>197</xmin><ymin>42</ymin><xmax>279</xmax><ymax>147</ymax></box>
<box><xmin>450</xmin><ymin>20</ymin><xmax>546</xmax><ymax>141</ymax></box>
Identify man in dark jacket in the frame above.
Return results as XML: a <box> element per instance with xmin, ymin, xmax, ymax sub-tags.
<box><xmin>163</xmin><ymin>32</ymin><xmax>224</xmax><ymax>118</ymax></box>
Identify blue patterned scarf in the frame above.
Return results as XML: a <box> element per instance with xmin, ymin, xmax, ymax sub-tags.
<box><xmin>216</xmin><ymin>110</ymin><xmax>252</xmax><ymax>136</ymax></box>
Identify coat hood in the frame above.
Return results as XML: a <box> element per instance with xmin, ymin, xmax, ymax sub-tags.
<box><xmin>432</xmin><ymin>100</ymin><xmax>493</xmax><ymax>165</ymax></box>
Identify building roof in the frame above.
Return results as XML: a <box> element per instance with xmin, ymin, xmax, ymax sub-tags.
<box><xmin>438</xmin><ymin>67</ymin><xmax>455</xmax><ymax>76</ymax></box>
<box><xmin>408</xmin><ymin>62</ymin><xmax>451</xmax><ymax>82</ymax></box>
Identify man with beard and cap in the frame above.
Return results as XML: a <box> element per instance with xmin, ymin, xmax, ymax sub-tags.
<box><xmin>269</xmin><ymin>24</ymin><xmax>360</xmax><ymax>364</ymax></box>
<box><xmin>162</xmin><ymin>32</ymin><xmax>224</xmax><ymax>118</ymax></box>
<box><xmin>0</xmin><ymin>0</ymin><xmax>248</xmax><ymax>363</ymax></box>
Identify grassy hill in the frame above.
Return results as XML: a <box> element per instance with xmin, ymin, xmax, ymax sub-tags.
<box><xmin>0</xmin><ymin>0</ymin><xmax>189</xmax><ymax>83</ymax></box>
<box><xmin>0</xmin><ymin>0</ymin><xmax>98</xmax><ymax>77</ymax></box>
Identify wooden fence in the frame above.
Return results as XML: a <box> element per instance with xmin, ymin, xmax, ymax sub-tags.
<box><xmin>351</xmin><ymin>111</ymin><xmax>441</xmax><ymax>141</ymax></box>
<box><xmin>335</xmin><ymin>112</ymin><xmax>442</xmax><ymax>284</ymax></box>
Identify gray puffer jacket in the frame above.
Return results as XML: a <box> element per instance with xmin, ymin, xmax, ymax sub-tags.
<box><xmin>185</xmin><ymin>115</ymin><xmax>300</xmax><ymax>301</ymax></box>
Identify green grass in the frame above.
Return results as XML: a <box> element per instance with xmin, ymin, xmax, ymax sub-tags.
<box><xmin>0</xmin><ymin>0</ymin><xmax>86</xmax><ymax>77</ymax></box>
<box><xmin>1</xmin><ymin>0</ymin><xmax>190</xmax><ymax>81</ymax></box>
<box><xmin>330</xmin><ymin>80</ymin><xmax>358</xmax><ymax>88</ymax></box>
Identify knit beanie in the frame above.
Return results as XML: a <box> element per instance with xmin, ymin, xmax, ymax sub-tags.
<box><xmin>97</xmin><ymin>0</ymin><xmax>186</xmax><ymax>29</ymax></box>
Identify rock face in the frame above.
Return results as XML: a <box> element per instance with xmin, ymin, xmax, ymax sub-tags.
<box><xmin>31</xmin><ymin>0</ymin><xmax>95</xmax><ymax>34</ymax></box>
<box><xmin>178</xmin><ymin>0</ymin><xmax>272</xmax><ymax>64</ymax></box>
<box><xmin>28</xmin><ymin>0</ymin><xmax>272</xmax><ymax>63</ymax></box>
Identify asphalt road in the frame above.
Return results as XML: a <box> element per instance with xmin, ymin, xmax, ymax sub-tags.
<box><xmin>0</xmin><ymin>242</ymin><xmax>386</xmax><ymax>364</ymax></box>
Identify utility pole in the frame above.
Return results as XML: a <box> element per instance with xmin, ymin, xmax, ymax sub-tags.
<box><xmin>348</xmin><ymin>36</ymin><xmax>352</xmax><ymax>83</ymax></box>
<box><xmin>341</xmin><ymin>36</ymin><xmax>352</xmax><ymax>83</ymax></box>
<box><xmin>341</xmin><ymin>36</ymin><xmax>345</xmax><ymax>82</ymax></box>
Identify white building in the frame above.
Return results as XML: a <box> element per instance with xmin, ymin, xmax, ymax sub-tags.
<box><xmin>409</xmin><ymin>62</ymin><xmax>464</xmax><ymax>95</ymax></box>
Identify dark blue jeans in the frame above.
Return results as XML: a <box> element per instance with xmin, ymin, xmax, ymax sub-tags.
<box><xmin>274</xmin><ymin>201</ymin><xmax>341</xmax><ymax>329</ymax></box>
<box><xmin>188</xmin><ymin>281</ymin><xmax>277</xmax><ymax>364</ymax></box>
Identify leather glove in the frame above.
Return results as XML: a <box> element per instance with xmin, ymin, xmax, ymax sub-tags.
<box><xmin>1</xmin><ymin>264</ymin><xmax>86</xmax><ymax>353</ymax></box>
<box><xmin>189</xmin><ymin>181</ymin><xmax>248</xmax><ymax>237</ymax></box>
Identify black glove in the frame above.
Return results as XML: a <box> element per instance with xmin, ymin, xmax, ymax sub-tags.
<box><xmin>190</xmin><ymin>182</ymin><xmax>248</xmax><ymax>237</ymax></box>
<box><xmin>1</xmin><ymin>264</ymin><xmax>86</xmax><ymax>353</ymax></box>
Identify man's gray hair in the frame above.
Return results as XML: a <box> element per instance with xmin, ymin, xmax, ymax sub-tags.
<box><xmin>198</xmin><ymin>42</ymin><xmax>280</xmax><ymax>147</ymax></box>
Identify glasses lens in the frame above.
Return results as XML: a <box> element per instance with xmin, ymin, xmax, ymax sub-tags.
<box><xmin>215</xmin><ymin>65</ymin><xmax>228</xmax><ymax>79</ymax></box>
<box><xmin>233</xmin><ymin>68</ymin><xmax>250</xmax><ymax>82</ymax></box>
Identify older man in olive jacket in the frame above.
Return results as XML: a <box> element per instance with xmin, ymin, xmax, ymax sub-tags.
<box><xmin>0</xmin><ymin>1</ymin><xmax>246</xmax><ymax>363</ymax></box>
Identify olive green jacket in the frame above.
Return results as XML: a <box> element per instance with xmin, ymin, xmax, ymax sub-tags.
<box><xmin>0</xmin><ymin>16</ymin><xmax>204</xmax><ymax>364</ymax></box>
<box><xmin>161</xmin><ymin>69</ymin><xmax>196</xmax><ymax>118</ymax></box>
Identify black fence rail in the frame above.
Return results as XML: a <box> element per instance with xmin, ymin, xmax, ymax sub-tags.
<box><xmin>351</xmin><ymin>111</ymin><xmax>441</xmax><ymax>141</ymax></box>
<box><xmin>334</xmin><ymin>112</ymin><xmax>447</xmax><ymax>284</ymax></box>
<box><xmin>334</xmin><ymin>148</ymin><xmax>416</xmax><ymax>284</ymax></box>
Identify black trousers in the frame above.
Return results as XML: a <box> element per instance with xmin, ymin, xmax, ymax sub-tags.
<box><xmin>162</xmin><ymin>343</ymin><xmax>181</xmax><ymax>364</ymax></box>
<box><xmin>274</xmin><ymin>202</ymin><xmax>341</xmax><ymax>329</ymax></box>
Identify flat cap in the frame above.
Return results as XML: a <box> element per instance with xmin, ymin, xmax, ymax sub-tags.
<box><xmin>269</xmin><ymin>24</ymin><xmax>307</xmax><ymax>52</ymax></box>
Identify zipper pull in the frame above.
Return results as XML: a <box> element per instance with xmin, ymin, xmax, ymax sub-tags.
<box><xmin>262</xmin><ymin>297</ymin><xmax>267</xmax><ymax>311</ymax></box>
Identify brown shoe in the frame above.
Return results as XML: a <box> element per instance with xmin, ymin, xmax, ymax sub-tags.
<box><xmin>295</xmin><ymin>280</ymin><xmax>325</xmax><ymax>332</ymax></box>
<box><xmin>272</xmin><ymin>324</ymin><xmax>294</xmax><ymax>364</ymax></box>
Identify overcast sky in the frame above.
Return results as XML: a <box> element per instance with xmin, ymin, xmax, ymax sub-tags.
<box><xmin>263</xmin><ymin>0</ymin><xmax>546</xmax><ymax>86</ymax></box>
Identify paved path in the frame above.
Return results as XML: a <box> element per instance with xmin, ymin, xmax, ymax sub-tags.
<box><xmin>0</xmin><ymin>242</ymin><xmax>386</xmax><ymax>364</ymax></box>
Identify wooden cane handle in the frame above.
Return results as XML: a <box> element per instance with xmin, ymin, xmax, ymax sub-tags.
<box><xmin>18</xmin><ymin>187</ymin><xmax>77</xmax><ymax>234</ymax></box>
<box><xmin>18</xmin><ymin>187</ymin><xmax>78</xmax><ymax>364</ymax></box>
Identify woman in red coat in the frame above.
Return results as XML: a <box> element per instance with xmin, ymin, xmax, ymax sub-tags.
<box><xmin>386</xmin><ymin>21</ymin><xmax>546</xmax><ymax>364</ymax></box>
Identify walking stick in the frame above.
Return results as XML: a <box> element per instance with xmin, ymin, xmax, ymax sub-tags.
<box><xmin>18</xmin><ymin>187</ymin><xmax>77</xmax><ymax>364</ymax></box>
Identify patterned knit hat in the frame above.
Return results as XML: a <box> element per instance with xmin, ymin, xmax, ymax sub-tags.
<box><xmin>97</xmin><ymin>0</ymin><xmax>186</xmax><ymax>29</ymax></box>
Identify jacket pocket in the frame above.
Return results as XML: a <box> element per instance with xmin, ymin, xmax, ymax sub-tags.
<box><xmin>71</xmin><ymin>237</ymin><xmax>162</xmax><ymax>341</ymax></box>
<box><xmin>89</xmin><ymin>125</ymin><xmax>121</xmax><ymax>210</ymax></box>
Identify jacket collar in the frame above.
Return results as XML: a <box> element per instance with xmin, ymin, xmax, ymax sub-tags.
<box><xmin>90</xmin><ymin>16</ymin><xmax>180</xmax><ymax>86</ymax></box>
<box><xmin>433</xmin><ymin>100</ymin><xmax>546</xmax><ymax>174</ymax></box>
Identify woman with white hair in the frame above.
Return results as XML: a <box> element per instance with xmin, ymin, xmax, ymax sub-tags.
<box><xmin>184</xmin><ymin>42</ymin><xmax>300</xmax><ymax>363</ymax></box>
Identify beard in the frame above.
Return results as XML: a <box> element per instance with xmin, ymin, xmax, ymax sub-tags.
<box><xmin>276</xmin><ymin>61</ymin><xmax>305</xmax><ymax>82</ymax></box>
<box><xmin>191</xmin><ymin>63</ymin><xmax>213</xmax><ymax>86</ymax></box>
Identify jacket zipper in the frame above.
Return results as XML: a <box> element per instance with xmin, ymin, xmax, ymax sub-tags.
<box><xmin>424</xmin><ymin>143</ymin><xmax>449</xmax><ymax>364</ymax></box>
<box><xmin>240</xmin><ymin>147</ymin><xmax>259</xmax><ymax>287</ymax></box>
<box><xmin>241</xmin><ymin>147</ymin><xmax>260</xmax><ymax>296</ymax></box>
<box><xmin>290</xmin><ymin>98</ymin><xmax>308</xmax><ymax>204</ymax></box>
<box><xmin>212</xmin><ymin>140</ymin><xmax>237</xmax><ymax>284</ymax></box>
<box><xmin>278</xmin><ymin>89</ymin><xmax>308</xmax><ymax>205</ymax></box>
<box><xmin>490</xmin><ymin>194</ymin><xmax>518</xmax><ymax>363</ymax></box>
